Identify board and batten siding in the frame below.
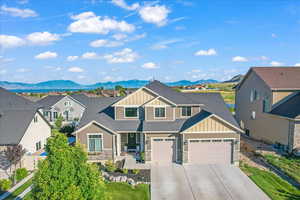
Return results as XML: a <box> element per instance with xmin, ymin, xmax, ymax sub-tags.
<box><xmin>114</xmin><ymin>88</ymin><xmax>156</xmax><ymax>106</ymax></box>
<box><xmin>294</xmin><ymin>122</ymin><xmax>300</xmax><ymax>149</ymax></box>
<box><xmin>76</xmin><ymin>123</ymin><xmax>114</xmax><ymax>160</ymax></box>
<box><xmin>19</xmin><ymin>112</ymin><xmax>51</xmax><ymax>153</ymax></box>
<box><xmin>144</xmin><ymin>97</ymin><xmax>172</xmax><ymax>106</ymax></box>
<box><xmin>272</xmin><ymin>91</ymin><xmax>294</xmax><ymax>105</ymax></box>
<box><xmin>183</xmin><ymin>116</ymin><xmax>235</xmax><ymax>133</ymax></box>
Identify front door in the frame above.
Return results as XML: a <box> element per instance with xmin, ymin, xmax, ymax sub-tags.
<box><xmin>127</xmin><ymin>133</ymin><xmax>136</xmax><ymax>151</ymax></box>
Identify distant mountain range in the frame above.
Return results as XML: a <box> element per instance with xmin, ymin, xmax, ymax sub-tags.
<box><xmin>223</xmin><ymin>74</ymin><xmax>244</xmax><ymax>83</ymax></box>
<box><xmin>0</xmin><ymin>79</ymin><xmax>218</xmax><ymax>90</ymax></box>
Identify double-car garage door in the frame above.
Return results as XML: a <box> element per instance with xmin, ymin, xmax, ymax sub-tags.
<box><xmin>152</xmin><ymin>137</ymin><xmax>233</xmax><ymax>165</ymax></box>
<box><xmin>189</xmin><ymin>139</ymin><xmax>233</xmax><ymax>165</ymax></box>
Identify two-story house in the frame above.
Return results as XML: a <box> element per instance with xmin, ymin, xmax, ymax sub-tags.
<box><xmin>74</xmin><ymin>81</ymin><xmax>242</xmax><ymax>165</ymax></box>
<box><xmin>36</xmin><ymin>94</ymin><xmax>88</xmax><ymax>125</ymax></box>
<box><xmin>0</xmin><ymin>87</ymin><xmax>51</xmax><ymax>153</ymax></box>
<box><xmin>235</xmin><ymin>67</ymin><xmax>300</xmax><ymax>153</ymax></box>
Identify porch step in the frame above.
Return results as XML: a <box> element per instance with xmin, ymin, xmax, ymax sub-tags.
<box><xmin>123</xmin><ymin>156</ymin><xmax>150</xmax><ymax>170</ymax></box>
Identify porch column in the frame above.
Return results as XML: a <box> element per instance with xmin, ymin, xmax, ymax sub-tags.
<box><xmin>116</xmin><ymin>134</ymin><xmax>121</xmax><ymax>156</ymax></box>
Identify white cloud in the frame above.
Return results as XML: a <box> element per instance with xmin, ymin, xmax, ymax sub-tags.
<box><xmin>67</xmin><ymin>56</ymin><xmax>78</xmax><ymax>61</ymax></box>
<box><xmin>194</xmin><ymin>48</ymin><xmax>217</xmax><ymax>56</ymax></box>
<box><xmin>270</xmin><ymin>61</ymin><xmax>284</xmax><ymax>66</ymax></box>
<box><xmin>90</xmin><ymin>39</ymin><xmax>123</xmax><ymax>47</ymax></box>
<box><xmin>125</xmin><ymin>33</ymin><xmax>146</xmax><ymax>42</ymax></box>
<box><xmin>0</xmin><ymin>5</ymin><xmax>38</xmax><ymax>18</ymax></box>
<box><xmin>139</xmin><ymin>5</ymin><xmax>170</xmax><ymax>26</ymax></box>
<box><xmin>112</xmin><ymin>33</ymin><xmax>127</xmax><ymax>40</ymax></box>
<box><xmin>295</xmin><ymin>63</ymin><xmax>300</xmax><ymax>67</ymax></box>
<box><xmin>103</xmin><ymin>48</ymin><xmax>138</xmax><ymax>63</ymax></box>
<box><xmin>0</xmin><ymin>56</ymin><xmax>14</xmax><ymax>63</ymax></box>
<box><xmin>68</xmin><ymin>66</ymin><xmax>84</xmax><ymax>73</ymax></box>
<box><xmin>141</xmin><ymin>62</ymin><xmax>159</xmax><ymax>69</ymax></box>
<box><xmin>232</xmin><ymin>56</ymin><xmax>248</xmax><ymax>62</ymax></box>
<box><xmin>271</xmin><ymin>33</ymin><xmax>277</xmax><ymax>38</ymax></box>
<box><xmin>18</xmin><ymin>0</ymin><xmax>29</xmax><ymax>4</ymax></box>
<box><xmin>111</xmin><ymin>0</ymin><xmax>140</xmax><ymax>10</ymax></box>
<box><xmin>16</xmin><ymin>68</ymin><xmax>30</xmax><ymax>73</ymax></box>
<box><xmin>81</xmin><ymin>52</ymin><xmax>100</xmax><ymax>59</ymax></box>
<box><xmin>77</xmin><ymin>75</ymin><xmax>86</xmax><ymax>79</ymax></box>
<box><xmin>68</xmin><ymin>11</ymin><xmax>135</xmax><ymax>34</ymax></box>
<box><xmin>192</xmin><ymin>69</ymin><xmax>201</xmax><ymax>73</ymax></box>
<box><xmin>26</xmin><ymin>32</ymin><xmax>60</xmax><ymax>45</ymax></box>
<box><xmin>151</xmin><ymin>39</ymin><xmax>182</xmax><ymax>50</ymax></box>
<box><xmin>103</xmin><ymin>75</ymin><xmax>113</xmax><ymax>81</ymax></box>
<box><xmin>259</xmin><ymin>56</ymin><xmax>269</xmax><ymax>61</ymax></box>
<box><xmin>0</xmin><ymin>35</ymin><xmax>25</xmax><ymax>48</ymax></box>
<box><xmin>35</xmin><ymin>51</ymin><xmax>58</xmax><ymax>59</ymax></box>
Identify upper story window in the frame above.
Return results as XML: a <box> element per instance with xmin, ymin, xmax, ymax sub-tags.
<box><xmin>53</xmin><ymin>112</ymin><xmax>58</xmax><ymax>119</ymax></box>
<box><xmin>250</xmin><ymin>89</ymin><xmax>259</xmax><ymax>102</ymax></box>
<box><xmin>263</xmin><ymin>97</ymin><xmax>271</xmax><ymax>112</ymax></box>
<box><xmin>43</xmin><ymin>111</ymin><xmax>49</xmax><ymax>117</ymax></box>
<box><xmin>182</xmin><ymin>106</ymin><xmax>192</xmax><ymax>117</ymax></box>
<box><xmin>35</xmin><ymin>141</ymin><xmax>41</xmax><ymax>151</ymax></box>
<box><xmin>64</xmin><ymin>101</ymin><xmax>71</xmax><ymax>107</ymax></box>
<box><xmin>125</xmin><ymin>107</ymin><xmax>138</xmax><ymax>118</ymax></box>
<box><xmin>88</xmin><ymin>134</ymin><xmax>103</xmax><ymax>152</ymax></box>
<box><xmin>34</xmin><ymin>115</ymin><xmax>38</xmax><ymax>123</ymax></box>
<box><xmin>155</xmin><ymin>107</ymin><xmax>166</xmax><ymax>118</ymax></box>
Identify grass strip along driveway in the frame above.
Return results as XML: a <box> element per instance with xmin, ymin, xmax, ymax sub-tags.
<box><xmin>262</xmin><ymin>154</ymin><xmax>300</xmax><ymax>184</ymax></box>
<box><xmin>240</xmin><ymin>164</ymin><xmax>300</xmax><ymax>200</ymax></box>
<box><xmin>4</xmin><ymin>178</ymin><xmax>32</xmax><ymax>200</ymax></box>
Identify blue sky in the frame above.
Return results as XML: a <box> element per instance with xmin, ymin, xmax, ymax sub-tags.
<box><xmin>1</xmin><ymin>0</ymin><xmax>300</xmax><ymax>84</ymax></box>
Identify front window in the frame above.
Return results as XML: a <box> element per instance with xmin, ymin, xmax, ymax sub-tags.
<box><xmin>182</xmin><ymin>106</ymin><xmax>191</xmax><ymax>117</ymax></box>
<box><xmin>35</xmin><ymin>141</ymin><xmax>41</xmax><ymax>151</ymax></box>
<box><xmin>155</xmin><ymin>107</ymin><xmax>166</xmax><ymax>118</ymax></box>
<box><xmin>125</xmin><ymin>107</ymin><xmax>138</xmax><ymax>118</ymax></box>
<box><xmin>88</xmin><ymin>134</ymin><xmax>103</xmax><ymax>152</ymax></box>
<box><xmin>53</xmin><ymin>112</ymin><xmax>58</xmax><ymax>119</ymax></box>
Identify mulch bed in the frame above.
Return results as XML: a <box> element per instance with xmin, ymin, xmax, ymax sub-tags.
<box><xmin>106</xmin><ymin>169</ymin><xmax>150</xmax><ymax>183</ymax></box>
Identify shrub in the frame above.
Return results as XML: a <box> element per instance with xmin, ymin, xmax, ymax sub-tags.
<box><xmin>15</xmin><ymin>168</ymin><xmax>28</xmax><ymax>182</ymax></box>
<box><xmin>105</xmin><ymin>160</ymin><xmax>117</xmax><ymax>172</ymax></box>
<box><xmin>132</xmin><ymin>169</ymin><xmax>140</xmax><ymax>175</ymax></box>
<box><xmin>59</xmin><ymin>125</ymin><xmax>75</xmax><ymax>135</ymax></box>
<box><xmin>122</xmin><ymin>168</ymin><xmax>128</xmax><ymax>174</ymax></box>
<box><xmin>0</xmin><ymin>179</ymin><xmax>12</xmax><ymax>191</ymax></box>
<box><xmin>54</xmin><ymin>115</ymin><xmax>64</xmax><ymax>129</ymax></box>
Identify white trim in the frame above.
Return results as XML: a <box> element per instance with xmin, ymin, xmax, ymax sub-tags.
<box><xmin>144</xmin><ymin>97</ymin><xmax>172</xmax><ymax>107</ymax></box>
<box><xmin>87</xmin><ymin>133</ymin><xmax>104</xmax><ymax>153</ymax></box>
<box><xmin>151</xmin><ymin>136</ymin><xmax>178</xmax><ymax>163</ymax></box>
<box><xmin>73</xmin><ymin>120</ymin><xmax>117</xmax><ymax>136</ymax></box>
<box><xmin>183</xmin><ymin>131</ymin><xmax>237</xmax><ymax>134</ymax></box>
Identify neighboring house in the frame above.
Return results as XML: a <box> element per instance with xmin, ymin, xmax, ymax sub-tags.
<box><xmin>235</xmin><ymin>67</ymin><xmax>300</xmax><ymax>153</ymax></box>
<box><xmin>36</xmin><ymin>94</ymin><xmax>87</xmax><ymax>125</ymax></box>
<box><xmin>0</xmin><ymin>87</ymin><xmax>51</xmax><ymax>154</ymax></box>
<box><xmin>74</xmin><ymin>80</ymin><xmax>242</xmax><ymax>165</ymax></box>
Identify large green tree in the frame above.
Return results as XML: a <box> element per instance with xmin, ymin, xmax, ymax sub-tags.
<box><xmin>31</xmin><ymin>133</ymin><xmax>107</xmax><ymax>200</ymax></box>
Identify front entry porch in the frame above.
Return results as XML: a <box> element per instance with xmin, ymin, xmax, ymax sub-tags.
<box><xmin>119</xmin><ymin>133</ymin><xmax>144</xmax><ymax>154</ymax></box>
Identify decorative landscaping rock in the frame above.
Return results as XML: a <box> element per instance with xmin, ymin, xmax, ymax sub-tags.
<box><xmin>127</xmin><ymin>178</ymin><xmax>135</xmax><ymax>185</ymax></box>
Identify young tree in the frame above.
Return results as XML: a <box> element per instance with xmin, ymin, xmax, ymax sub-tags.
<box><xmin>115</xmin><ymin>85</ymin><xmax>126</xmax><ymax>96</ymax></box>
<box><xmin>31</xmin><ymin>133</ymin><xmax>107</xmax><ymax>200</ymax></box>
<box><xmin>4</xmin><ymin>145</ymin><xmax>26</xmax><ymax>184</ymax></box>
<box><xmin>54</xmin><ymin>114</ymin><xmax>64</xmax><ymax>129</ymax></box>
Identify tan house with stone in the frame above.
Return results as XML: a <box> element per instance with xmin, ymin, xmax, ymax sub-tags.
<box><xmin>74</xmin><ymin>80</ymin><xmax>242</xmax><ymax>165</ymax></box>
<box><xmin>235</xmin><ymin>67</ymin><xmax>300</xmax><ymax>153</ymax></box>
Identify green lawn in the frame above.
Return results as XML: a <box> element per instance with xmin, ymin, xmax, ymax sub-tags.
<box><xmin>18</xmin><ymin>182</ymin><xmax>150</xmax><ymax>200</ymax></box>
<box><xmin>262</xmin><ymin>154</ymin><xmax>300</xmax><ymax>184</ymax></box>
<box><xmin>106</xmin><ymin>182</ymin><xmax>150</xmax><ymax>200</ymax></box>
<box><xmin>4</xmin><ymin>178</ymin><xmax>33</xmax><ymax>200</ymax></box>
<box><xmin>240</xmin><ymin>164</ymin><xmax>300</xmax><ymax>200</ymax></box>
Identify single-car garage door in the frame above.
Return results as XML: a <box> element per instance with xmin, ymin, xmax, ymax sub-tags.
<box><xmin>152</xmin><ymin>138</ymin><xmax>176</xmax><ymax>164</ymax></box>
<box><xmin>189</xmin><ymin>139</ymin><xmax>232</xmax><ymax>165</ymax></box>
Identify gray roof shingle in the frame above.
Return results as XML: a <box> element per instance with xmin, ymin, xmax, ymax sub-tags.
<box><xmin>270</xmin><ymin>92</ymin><xmax>300</xmax><ymax>119</ymax></box>
<box><xmin>76</xmin><ymin>81</ymin><xmax>241</xmax><ymax>133</ymax></box>
<box><xmin>0</xmin><ymin>87</ymin><xmax>42</xmax><ymax>145</ymax></box>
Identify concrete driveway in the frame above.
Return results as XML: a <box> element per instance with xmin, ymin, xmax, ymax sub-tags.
<box><xmin>151</xmin><ymin>164</ymin><xmax>270</xmax><ymax>200</ymax></box>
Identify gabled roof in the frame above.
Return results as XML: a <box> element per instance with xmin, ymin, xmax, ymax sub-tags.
<box><xmin>0</xmin><ymin>87</ymin><xmax>48</xmax><ymax>145</ymax></box>
<box><xmin>270</xmin><ymin>92</ymin><xmax>300</xmax><ymax>119</ymax></box>
<box><xmin>36</xmin><ymin>94</ymin><xmax>88</xmax><ymax>109</ymax></box>
<box><xmin>238</xmin><ymin>67</ymin><xmax>300</xmax><ymax>91</ymax></box>
<box><xmin>76</xmin><ymin>83</ymin><xmax>241</xmax><ymax>133</ymax></box>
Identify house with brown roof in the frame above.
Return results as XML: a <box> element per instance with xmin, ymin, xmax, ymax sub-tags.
<box><xmin>74</xmin><ymin>80</ymin><xmax>242</xmax><ymax>165</ymax></box>
<box><xmin>235</xmin><ymin>67</ymin><xmax>300</xmax><ymax>153</ymax></box>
